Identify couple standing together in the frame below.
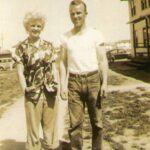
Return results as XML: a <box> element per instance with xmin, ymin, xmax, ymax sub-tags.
<box><xmin>13</xmin><ymin>0</ymin><xmax>108</xmax><ymax>150</ymax></box>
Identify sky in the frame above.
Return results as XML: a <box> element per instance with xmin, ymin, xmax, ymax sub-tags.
<box><xmin>0</xmin><ymin>0</ymin><xmax>130</xmax><ymax>49</ymax></box>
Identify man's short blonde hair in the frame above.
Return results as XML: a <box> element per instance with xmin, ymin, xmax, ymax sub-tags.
<box><xmin>70</xmin><ymin>0</ymin><xmax>87</xmax><ymax>14</ymax></box>
<box><xmin>23</xmin><ymin>12</ymin><xmax>46</xmax><ymax>31</ymax></box>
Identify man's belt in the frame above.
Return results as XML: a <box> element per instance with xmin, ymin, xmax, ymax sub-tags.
<box><xmin>69</xmin><ymin>70</ymin><xmax>98</xmax><ymax>78</ymax></box>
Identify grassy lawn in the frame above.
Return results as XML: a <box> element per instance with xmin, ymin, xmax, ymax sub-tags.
<box><xmin>103</xmin><ymin>88</ymin><xmax>150</xmax><ymax>150</ymax></box>
<box><xmin>0</xmin><ymin>69</ymin><xmax>22</xmax><ymax>118</ymax></box>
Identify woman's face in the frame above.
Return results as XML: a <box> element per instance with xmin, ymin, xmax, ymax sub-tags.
<box><xmin>27</xmin><ymin>20</ymin><xmax>43</xmax><ymax>39</ymax></box>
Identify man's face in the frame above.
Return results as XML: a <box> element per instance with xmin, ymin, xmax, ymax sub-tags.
<box><xmin>27</xmin><ymin>20</ymin><xmax>43</xmax><ymax>39</ymax></box>
<box><xmin>69</xmin><ymin>4</ymin><xmax>87</xmax><ymax>28</ymax></box>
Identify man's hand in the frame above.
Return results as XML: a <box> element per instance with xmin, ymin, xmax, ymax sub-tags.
<box><xmin>100</xmin><ymin>84</ymin><xmax>107</xmax><ymax>98</ymax></box>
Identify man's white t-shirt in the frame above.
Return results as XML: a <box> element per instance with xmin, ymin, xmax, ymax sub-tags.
<box><xmin>61</xmin><ymin>27</ymin><xmax>104</xmax><ymax>74</ymax></box>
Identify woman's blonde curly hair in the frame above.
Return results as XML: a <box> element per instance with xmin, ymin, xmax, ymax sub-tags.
<box><xmin>23</xmin><ymin>11</ymin><xmax>46</xmax><ymax>31</ymax></box>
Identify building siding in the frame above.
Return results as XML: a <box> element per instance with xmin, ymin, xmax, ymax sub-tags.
<box><xmin>128</xmin><ymin>0</ymin><xmax>150</xmax><ymax>58</ymax></box>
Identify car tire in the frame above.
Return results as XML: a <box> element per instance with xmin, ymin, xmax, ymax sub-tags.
<box><xmin>0</xmin><ymin>66</ymin><xmax>4</xmax><ymax>71</ymax></box>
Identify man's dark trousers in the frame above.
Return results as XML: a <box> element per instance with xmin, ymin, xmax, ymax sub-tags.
<box><xmin>68</xmin><ymin>71</ymin><xmax>103</xmax><ymax>150</ymax></box>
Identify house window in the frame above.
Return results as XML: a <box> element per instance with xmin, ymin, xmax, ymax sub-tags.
<box><xmin>134</xmin><ymin>30</ymin><xmax>138</xmax><ymax>47</ymax></box>
<box><xmin>141</xmin><ymin>0</ymin><xmax>147</xmax><ymax>10</ymax></box>
<box><xmin>143</xmin><ymin>27</ymin><xmax>150</xmax><ymax>47</ymax></box>
<box><xmin>148</xmin><ymin>0</ymin><xmax>150</xmax><ymax>6</ymax></box>
<box><xmin>131</xmin><ymin>0</ymin><xmax>136</xmax><ymax>16</ymax></box>
<box><xmin>148</xmin><ymin>28</ymin><xmax>150</xmax><ymax>46</ymax></box>
<box><xmin>143</xmin><ymin>28</ymin><xmax>147</xmax><ymax>46</ymax></box>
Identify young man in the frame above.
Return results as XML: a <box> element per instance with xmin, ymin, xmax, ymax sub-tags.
<box><xmin>60</xmin><ymin>0</ymin><xmax>108</xmax><ymax>150</ymax></box>
<box><xmin>13</xmin><ymin>12</ymin><xmax>59</xmax><ymax>150</ymax></box>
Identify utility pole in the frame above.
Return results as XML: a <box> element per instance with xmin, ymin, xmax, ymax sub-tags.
<box><xmin>1</xmin><ymin>33</ymin><xmax>3</xmax><ymax>49</ymax></box>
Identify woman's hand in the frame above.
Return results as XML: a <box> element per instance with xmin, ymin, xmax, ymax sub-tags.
<box><xmin>25</xmin><ymin>86</ymin><xmax>36</xmax><ymax>93</ymax></box>
<box><xmin>60</xmin><ymin>89</ymin><xmax>68</xmax><ymax>101</ymax></box>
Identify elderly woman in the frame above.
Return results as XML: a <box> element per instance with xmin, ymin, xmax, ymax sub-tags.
<box><xmin>13</xmin><ymin>12</ymin><xmax>59</xmax><ymax>150</ymax></box>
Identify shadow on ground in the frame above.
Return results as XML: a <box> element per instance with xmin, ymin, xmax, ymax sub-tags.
<box><xmin>109</xmin><ymin>61</ymin><xmax>150</xmax><ymax>83</ymax></box>
<box><xmin>0</xmin><ymin>139</ymin><xmax>25</xmax><ymax>150</ymax></box>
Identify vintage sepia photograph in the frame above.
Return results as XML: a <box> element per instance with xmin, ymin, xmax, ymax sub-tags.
<box><xmin>0</xmin><ymin>0</ymin><xmax>150</xmax><ymax>150</ymax></box>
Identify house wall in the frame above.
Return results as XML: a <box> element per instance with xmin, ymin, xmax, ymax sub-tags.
<box><xmin>128</xmin><ymin>0</ymin><xmax>150</xmax><ymax>58</ymax></box>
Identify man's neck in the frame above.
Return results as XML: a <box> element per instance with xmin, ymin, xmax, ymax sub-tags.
<box><xmin>72</xmin><ymin>23</ymin><xmax>86</xmax><ymax>35</ymax></box>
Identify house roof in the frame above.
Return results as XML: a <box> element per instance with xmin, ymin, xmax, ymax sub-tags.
<box><xmin>128</xmin><ymin>13</ymin><xmax>150</xmax><ymax>24</ymax></box>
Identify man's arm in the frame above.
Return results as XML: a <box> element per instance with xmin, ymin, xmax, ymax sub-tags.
<box><xmin>96</xmin><ymin>45</ymin><xmax>108</xmax><ymax>98</ymax></box>
<box><xmin>59</xmin><ymin>46</ymin><xmax>68</xmax><ymax>100</ymax></box>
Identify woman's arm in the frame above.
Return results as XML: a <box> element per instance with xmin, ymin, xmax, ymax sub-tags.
<box><xmin>17</xmin><ymin>63</ymin><xmax>27</xmax><ymax>94</ymax></box>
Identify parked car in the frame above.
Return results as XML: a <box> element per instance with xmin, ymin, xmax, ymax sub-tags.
<box><xmin>0</xmin><ymin>65</ymin><xmax>5</xmax><ymax>71</ymax></box>
<box><xmin>0</xmin><ymin>58</ymin><xmax>14</xmax><ymax>71</ymax></box>
<box><xmin>106</xmin><ymin>49</ymin><xmax>131</xmax><ymax>63</ymax></box>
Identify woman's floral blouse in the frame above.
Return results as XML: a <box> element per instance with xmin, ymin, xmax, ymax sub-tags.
<box><xmin>13</xmin><ymin>39</ymin><xmax>58</xmax><ymax>103</ymax></box>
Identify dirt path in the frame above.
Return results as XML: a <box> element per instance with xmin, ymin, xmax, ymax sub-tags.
<box><xmin>108</xmin><ymin>70</ymin><xmax>150</xmax><ymax>92</ymax></box>
<box><xmin>0</xmin><ymin>97</ymin><xmax>26</xmax><ymax>150</ymax></box>
<box><xmin>0</xmin><ymin>70</ymin><xmax>150</xmax><ymax>150</ymax></box>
